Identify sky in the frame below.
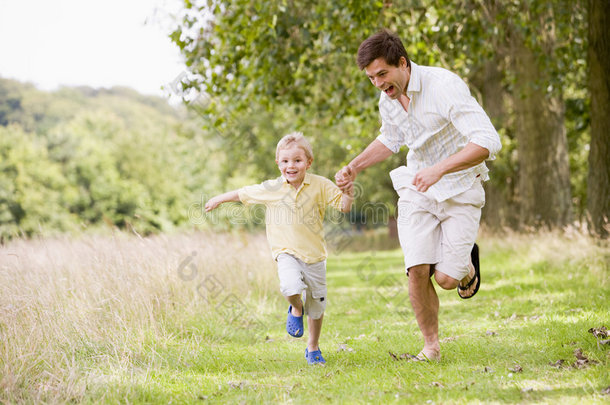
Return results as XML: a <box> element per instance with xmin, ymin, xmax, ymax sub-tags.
<box><xmin>0</xmin><ymin>0</ymin><xmax>186</xmax><ymax>98</ymax></box>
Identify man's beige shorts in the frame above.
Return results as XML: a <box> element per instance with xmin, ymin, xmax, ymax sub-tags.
<box><xmin>276</xmin><ymin>253</ymin><xmax>327</xmax><ymax>320</ymax></box>
<box><xmin>396</xmin><ymin>180</ymin><xmax>485</xmax><ymax>281</ymax></box>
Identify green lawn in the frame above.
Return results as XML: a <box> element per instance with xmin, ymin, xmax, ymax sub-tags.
<box><xmin>1</xmin><ymin>233</ymin><xmax>608</xmax><ymax>404</ymax></box>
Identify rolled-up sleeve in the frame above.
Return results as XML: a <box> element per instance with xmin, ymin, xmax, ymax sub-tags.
<box><xmin>376</xmin><ymin>95</ymin><xmax>406</xmax><ymax>154</ymax></box>
<box><xmin>441</xmin><ymin>79</ymin><xmax>502</xmax><ymax>160</ymax></box>
<box><xmin>322</xmin><ymin>178</ymin><xmax>343</xmax><ymax>211</ymax></box>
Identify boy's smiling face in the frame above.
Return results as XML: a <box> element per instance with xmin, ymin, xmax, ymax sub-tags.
<box><xmin>276</xmin><ymin>144</ymin><xmax>312</xmax><ymax>189</ymax></box>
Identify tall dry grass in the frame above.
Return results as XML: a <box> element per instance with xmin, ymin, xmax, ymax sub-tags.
<box><xmin>481</xmin><ymin>227</ymin><xmax>609</xmax><ymax>285</ymax></box>
<box><xmin>0</xmin><ymin>231</ymin><xmax>276</xmax><ymax>403</ymax></box>
<box><xmin>0</xmin><ymin>229</ymin><xmax>607</xmax><ymax>403</ymax></box>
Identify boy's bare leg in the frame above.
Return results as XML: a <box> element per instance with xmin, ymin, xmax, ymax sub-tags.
<box><xmin>408</xmin><ymin>264</ymin><xmax>441</xmax><ymax>360</ymax></box>
<box><xmin>307</xmin><ymin>314</ymin><xmax>324</xmax><ymax>352</ymax></box>
<box><xmin>286</xmin><ymin>294</ymin><xmax>303</xmax><ymax>316</ymax></box>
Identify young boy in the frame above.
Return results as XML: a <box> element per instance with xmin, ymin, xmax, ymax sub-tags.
<box><xmin>205</xmin><ymin>132</ymin><xmax>353</xmax><ymax>365</ymax></box>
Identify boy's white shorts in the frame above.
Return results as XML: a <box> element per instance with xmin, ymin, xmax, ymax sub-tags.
<box><xmin>276</xmin><ymin>253</ymin><xmax>326</xmax><ymax>320</ymax></box>
<box><xmin>396</xmin><ymin>179</ymin><xmax>485</xmax><ymax>281</ymax></box>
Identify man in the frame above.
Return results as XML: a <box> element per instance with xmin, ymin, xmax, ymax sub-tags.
<box><xmin>335</xmin><ymin>29</ymin><xmax>501</xmax><ymax>361</ymax></box>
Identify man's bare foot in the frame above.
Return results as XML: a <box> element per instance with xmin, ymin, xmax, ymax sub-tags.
<box><xmin>458</xmin><ymin>244</ymin><xmax>481</xmax><ymax>299</ymax></box>
<box><xmin>411</xmin><ymin>348</ymin><xmax>441</xmax><ymax>362</ymax></box>
<box><xmin>458</xmin><ymin>263</ymin><xmax>478</xmax><ymax>298</ymax></box>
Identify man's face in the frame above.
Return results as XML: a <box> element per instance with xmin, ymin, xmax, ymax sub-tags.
<box><xmin>276</xmin><ymin>144</ymin><xmax>312</xmax><ymax>188</ymax></box>
<box><xmin>364</xmin><ymin>56</ymin><xmax>410</xmax><ymax>99</ymax></box>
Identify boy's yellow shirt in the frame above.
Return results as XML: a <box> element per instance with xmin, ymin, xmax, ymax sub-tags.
<box><xmin>238</xmin><ymin>173</ymin><xmax>343</xmax><ymax>264</ymax></box>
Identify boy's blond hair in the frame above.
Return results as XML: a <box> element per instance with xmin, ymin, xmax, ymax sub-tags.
<box><xmin>275</xmin><ymin>132</ymin><xmax>314</xmax><ymax>162</ymax></box>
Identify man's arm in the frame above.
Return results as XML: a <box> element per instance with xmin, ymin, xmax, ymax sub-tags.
<box><xmin>412</xmin><ymin>143</ymin><xmax>490</xmax><ymax>192</ymax></box>
<box><xmin>335</xmin><ymin>139</ymin><xmax>394</xmax><ymax>190</ymax></box>
<box><xmin>205</xmin><ymin>190</ymin><xmax>240</xmax><ymax>212</ymax></box>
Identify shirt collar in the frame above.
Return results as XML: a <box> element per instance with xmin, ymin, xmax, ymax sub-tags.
<box><xmin>406</xmin><ymin>61</ymin><xmax>421</xmax><ymax>96</ymax></box>
<box><xmin>280</xmin><ymin>172</ymin><xmax>312</xmax><ymax>187</ymax></box>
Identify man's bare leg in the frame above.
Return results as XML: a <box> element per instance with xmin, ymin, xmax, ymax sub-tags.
<box><xmin>408</xmin><ymin>264</ymin><xmax>441</xmax><ymax>360</ymax></box>
<box><xmin>435</xmin><ymin>263</ymin><xmax>478</xmax><ymax>297</ymax></box>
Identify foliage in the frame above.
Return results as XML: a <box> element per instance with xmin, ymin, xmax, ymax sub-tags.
<box><xmin>0</xmin><ymin>78</ymin><xmax>207</xmax><ymax>239</ymax></box>
<box><xmin>170</xmin><ymin>0</ymin><xmax>404</xmax><ymax>213</ymax></box>
<box><xmin>0</xmin><ymin>0</ymin><xmax>599</xmax><ymax>237</ymax></box>
<box><xmin>169</xmin><ymin>0</ymin><xmax>593</xmax><ymax>228</ymax></box>
<box><xmin>0</xmin><ymin>124</ymin><xmax>79</xmax><ymax>237</ymax></box>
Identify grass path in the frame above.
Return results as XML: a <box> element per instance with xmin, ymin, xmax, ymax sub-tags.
<box><xmin>102</xmin><ymin>236</ymin><xmax>609</xmax><ymax>403</ymax></box>
<box><xmin>1</xmin><ymin>232</ymin><xmax>608</xmax><ymax>403</ymax></box>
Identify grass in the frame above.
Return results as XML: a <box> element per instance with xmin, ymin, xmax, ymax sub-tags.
<box><xmin>0</xmin><ymin>230</ymin><xmax>608</xmax><ymax>404</ymax></box>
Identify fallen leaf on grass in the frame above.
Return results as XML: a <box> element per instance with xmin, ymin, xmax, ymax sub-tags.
<box><xmin>228</xmin><ymin>381</ymin><xmax>246</xmax><ymax>390</ymax></box>
<box><xmin>483</xmin><ymin>366</ymin><xmax>494</xmax><ymax>373</ymax></box>
<box><xmin>337</xmin><ymin>343</ymin><xmax>354</xmax><ymax>352</ymax></box>
<box><xmin>550</xmin><ymin>350</ymin><xmax>598</xmax><ymax>369</ymax></box>
<box><xmin>574</xmin><ymin>348</ymin><xmax>588</xmax><ymax>361</ymax></box>
<box><xmin>572</xmin><ymin>348</ymin><xmax>598</xmax><ymax>369</ymax></box>
<box><xmin>588</xmin><ymin>326</ymin><xmax>610</xmax><ymax>348</ymax></box>
<box><xmin>588</xmin><ymin>326</ymin><xmax>609</xmax><ymax>338</ymax></box>
<box><xmin>549</xmin><ymin>359</ymin><xmax>567</xmax><ymax>368</ymax></box>
<box><xmin>430</xmin><ymin>381</ymin><xmax>444</xmax><ymax>388</ymax></box>
<box><xmin>508</xmin><ymin>364</ymin><xmax>523</xmax><ymax>373</ymax></box>
<box><xmin>388</xmin><ymin>351</ymin><xmax>417</xmax><ymax>361</ymax></box>
<box><xmin>441</xmin><ymin>334</ymin><xmax>466</xmax><ymax>342</ymax></box>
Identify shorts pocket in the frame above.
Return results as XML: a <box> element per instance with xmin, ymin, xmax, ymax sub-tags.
<box><xmin>452</xmin><ymin>182</ymin><xmax>485</xmax><ymax>208</ymax></box>
<box><xmin>311</xmin><ymin>287</ymin><xmax>327</xmax><ymax>302</ymax></box>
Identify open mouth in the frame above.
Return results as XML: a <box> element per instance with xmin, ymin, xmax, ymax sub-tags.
<box><xmin>384</xmin><ymin>85</ymin><xmax>395</xmax><ymax>96</ymax></box>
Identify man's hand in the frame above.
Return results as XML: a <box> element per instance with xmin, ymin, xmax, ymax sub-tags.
<box><xmin>335</xmin><ymin>165</ymin><xmax>356</xmax><ymax>192</ymax></box>
<box><xmin>412</xmin><ymin>165</ymin><xmax>443</xmax><ymax>192</ymax></box>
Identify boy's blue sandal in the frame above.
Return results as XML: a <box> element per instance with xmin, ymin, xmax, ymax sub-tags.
<box><xmin>305</xmin><ymin>348</ymin><xmax>326</xmax><ymax>365</ymax></box>
<box><xmin>286</xmin><ymin>305</ymin><xmax>304</xmax><ymax>337</ymax></box>
<box><xmin>458</xmin><ymin>243</ymin><xmax>480</xmax><ymax>299</ymax></box>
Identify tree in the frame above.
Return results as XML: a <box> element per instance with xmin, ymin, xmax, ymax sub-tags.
<box><xmin>170</xmin><ymin>0</ymin><xmax>595</xmax><ymax>232</ymax></box>
<box><xmin>587</xmin><ymin>0</ymin><xmax>610</xmax><ymax>238</ymax></box>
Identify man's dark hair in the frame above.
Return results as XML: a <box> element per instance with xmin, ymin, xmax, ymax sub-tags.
<box><xmin>357</xmin><ymin>29</ymin><xmax>410</xmax><ymax>70</ymax></box>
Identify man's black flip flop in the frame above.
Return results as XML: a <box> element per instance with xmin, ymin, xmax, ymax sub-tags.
<box><xmin>458</xmin><ymin>243</ymin><xmax>480</xmax><ymax>299</ymax></box>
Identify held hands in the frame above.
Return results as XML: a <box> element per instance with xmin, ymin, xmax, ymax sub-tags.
<box><xmin>412</xmin><ymin>165</ymin><xmax>443</xmax><ymax>192</ymax></box>
<box><xmin>335</xmin><ymin>165</ymin><xmax>356</xmax><ymax>193</ymax></box>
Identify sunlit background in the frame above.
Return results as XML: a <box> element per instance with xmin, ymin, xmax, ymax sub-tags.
<box><xmin>0</xmin><ymin>0</ymin><xmax>184</xmax><ymax>96</ymax></box>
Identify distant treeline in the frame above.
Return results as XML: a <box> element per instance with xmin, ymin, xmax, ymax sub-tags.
<box><xmin>0</xmin><ymin>78</ymin><xmax>218</xmax><ymax>239</ymax></box>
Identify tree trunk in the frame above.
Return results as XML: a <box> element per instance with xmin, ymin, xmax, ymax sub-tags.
<box><xmin>587</xmin><ymin>0</ymin><xmax>610</xmax><ymax>238</ymax></box>
<box><xmin>472</xmin><ymin>58</ymin><xmax>518</xmax><ymax>230</ymax></box>
<box><xmin>511</xmin><ymin>37</ymin><xmax>572</xmax><ymax>229</ymax></box>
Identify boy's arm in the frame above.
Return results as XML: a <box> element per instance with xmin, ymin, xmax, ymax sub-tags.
<box><xmin>340</xmin><ymin>183</ymin><xmax>354</xmax><ymax>213</ymax></box>
<box><xmin>335</xmin><ymin>139</ymin><xmax>393</xmax><ymax>191</ymax></box>
<box><xmin>205</xmin><ymin>190</ymin><xmax>240</xmax><ymax>212</ymax></box>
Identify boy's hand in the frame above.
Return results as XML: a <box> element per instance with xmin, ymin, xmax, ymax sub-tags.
<box><xmin>205</xmin><ymin>197</ymin><xmax>222</xmax><ymax>212</ymax></box>
<box><xmin>342</xmin><ymin>181</ymin><xmax>354</xmax><ymax>196</ymax></box>
<box><xmin>335</xmin><ymin>165</ymin><xmax>356</xmax><ymax>192</ymax></box>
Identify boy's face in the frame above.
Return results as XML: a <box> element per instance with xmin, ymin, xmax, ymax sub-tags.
<box><xmin>276</xmin><ymin>144</ymin><xmax>312</xmax><ymax>188</ymax></box>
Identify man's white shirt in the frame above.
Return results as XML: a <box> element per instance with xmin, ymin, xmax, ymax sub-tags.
<box><xmin>377</xmin><ymin>61</ymin><xmax>502</xmax><ymax>202</ymax></box>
